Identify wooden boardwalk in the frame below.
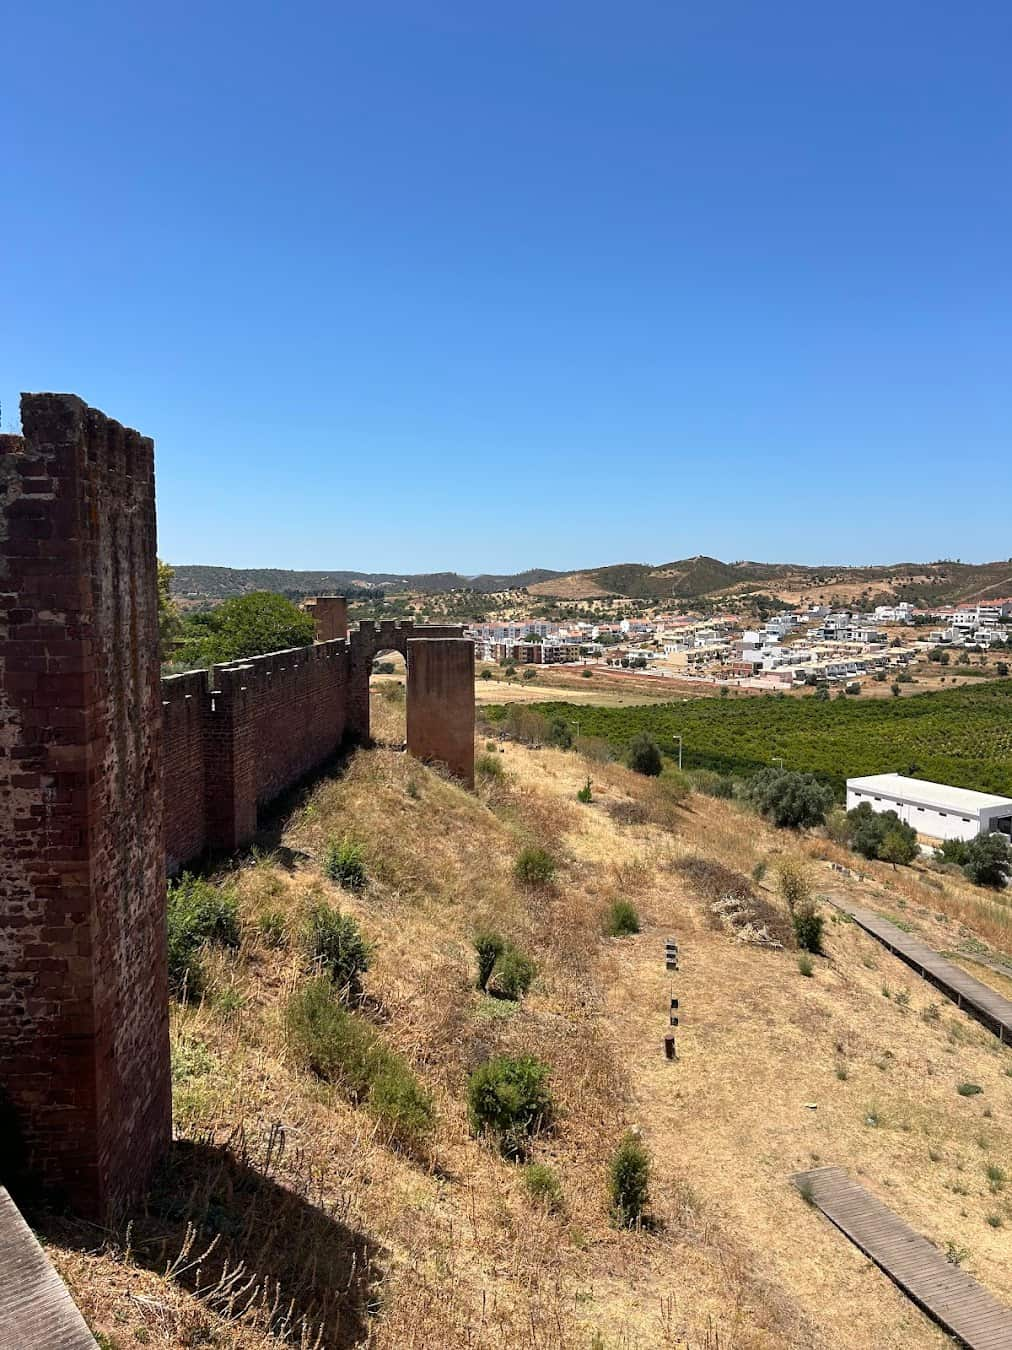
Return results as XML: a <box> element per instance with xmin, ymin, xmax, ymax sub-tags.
<box><xmin>793</xmin><ymin>1167</ymin><xmax>1012</xmax><ymax>1349</ymax></box>
<box><xmin>828</xmin><ymin>896</ymin><xmax>1012</xmax><ymax>1044</ymax></box>
<box><xmin>0</xmin><ymin>1187</ymin><xmax>95</xmax><ymax>1349</ymax></box>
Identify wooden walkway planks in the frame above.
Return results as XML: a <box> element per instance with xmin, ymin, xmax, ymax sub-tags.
<box><xmin>828</xmin><ymin>896</ymin><xmax>1012</xmax><ymax>1044</ymax></box>
<box><xmin>0</xmin><ymin>1187</ymin><xmax>95</xmax><ymax>1349</ymax></box>
<box><xmin>793</xmin><ymin>1167</ymin><xmax>1012</xmax><ymax>1350</ymax></box>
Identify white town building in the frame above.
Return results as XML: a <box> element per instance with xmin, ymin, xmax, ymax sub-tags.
<box><xmin>846</xmin><ymin>774</ymin><xmax>1012</xmax><ymax>844</ymax></box>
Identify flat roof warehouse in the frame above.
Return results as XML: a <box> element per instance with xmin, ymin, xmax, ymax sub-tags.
<box><xmin>846</xmin><ymin>774</ymin><xmax>1012</xmax><ymax>815</ymax></box>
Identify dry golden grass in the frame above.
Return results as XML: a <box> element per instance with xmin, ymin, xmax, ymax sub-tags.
<box><xmin>49</xmin><ymin>691</ymin><xmax>1012</xmax><ymax>1348</ymax></box>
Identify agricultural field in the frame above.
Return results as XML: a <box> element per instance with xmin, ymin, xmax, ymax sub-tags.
<box><xmin>486</xmin><ymin>680</ymin><xmax>1012</xmax><ymax>797</ymax></box>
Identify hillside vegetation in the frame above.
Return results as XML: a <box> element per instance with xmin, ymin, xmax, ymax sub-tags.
<box><xmin>170</xmin><ymin>565</ymin><xmax>564</xmax><ymax>600</ymax></box>
<box><xmin>170</xmin><ymin>556</ymin><xmax>1012</xmax><ymax>607</ymax></box>
<box><xmin>489</xmin><ymin>680</ymin><xmax>1012</xmax><ymax>797</ymax></box>
<box><xmin>529</xmin><ymin>555</ymin><xmax>1012</xmax><ymax>606</ymax></box>
<box><xmin>47</xmin><ymin>689</ymin><xmax>1012</xmax><ymax>1349</ymax></box>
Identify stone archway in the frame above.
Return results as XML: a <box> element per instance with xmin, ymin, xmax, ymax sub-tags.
<box><xmin>369</xmin><ymin>647</ymin><xmax>407</xmax><ymax>746</ymax></box>
<box><xmin>346</xmin><ymin>622</ymin><xmax>475</xmax><ymax>787</ymax></box>
<box><xmin>347</xmin><ymin>621</ymin><xmax>461</xmax><ymax>743</ymax></box>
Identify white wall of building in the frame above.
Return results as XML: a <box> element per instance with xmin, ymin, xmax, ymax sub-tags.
<box><xmin>846</xmin><ymin>779</ymin><xmax>1012</xmax><ymax>843</ymax></box>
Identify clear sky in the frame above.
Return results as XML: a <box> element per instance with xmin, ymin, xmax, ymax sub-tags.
<box><xmin>3</xmin><ymin>2</ymin><xmax>1010</xmax><ymax>573</ymax></box>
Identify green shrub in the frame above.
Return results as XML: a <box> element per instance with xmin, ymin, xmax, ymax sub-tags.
<box><xmin>747</xmin><ymin>768</ymin><xmax>834</xmax><ymax>829</ymax></box>
<box><xmin>285</xmin><ymin>978</ymin><xmax>375</xmax><ymax>1095</ymax></box>
<box><xmin>604</xmin><ymin>899</ymin><xmax>640</xmax><ymax>937</ymax></box>
<box><xmin>935</xmin><ymin>838</ymin><xmax>970</xmax><ymax>866</ymax></box>
<box><xmin>256</xmin><ymin>909</ymin><xmax>287</xmax><ymax>948</ymax></box>
<box><xmin>523</xmin><ymin>1162</ymin><xmax>563</xmax><ymax>1212</ymax></box>
<box><xmin>369</xmin><ymin>1055</ymin><xmax>436</xmax><ymax>1150</ymax></box>
<box><xmin>798</xmin><ymin>953</ymin><xmax>814</xmax><ymax>977</ymax></box>
<box><xmin>474</xmin><ymin>931</ymin><xmax>505</xmax><ymax>991</ymax></box>
<box><xmin>986</xmin><ymin>1163</ymin><xmax>1006</xmax><ymax>1192</ymax></box>
<box><xmin>962</xmin><ymin>834</ymin><xmax>1012</xmax><ymax>889</ymax></box>
<box><xmin>608</xmin><ymin>1131</ymin><xmax>650</xmax><ymax>1227</ymax></box>
<box><xmin>957</xmin><ymin>1082</ymin><xmax>983</xmax><ymax>1096</ymax></box>
<box><xmin>286</xmin><ymin>979</ymin><xmax>434</xmax><ymax>1149</ymax></box>
<box><xmin>323</xmin><ymin>837</ymin><xmax>367</xmax><ymax>890</ymax></box>
<box><xmin>576</xmin><ymin>778</ymin><xmax>593</xmax><ymax>804</ymax></box>
<box><xmin>627</xmin><ymin>733</ymin><xmax>662</xmax><ymax>777</ymax></box>
<box><xmin>792</xmin><ymin>903</ymin><xmax>824</xmax><ymax>954</ymax></box>
<box><xmin>476</xmin><ymin>752</ymin><xmax>504</xmax><ymax>780</ymax></box>
<box><xmin>879</xmin><ymin>826</ymin><xmax>919</xmax><ymax>867</ymax></box>
<box><xmin>467</xmin><ymin>1055</ymin><xmax>553</xmax><ymax>1159</ymax></box>
<box><xmin>166</xmin><ymin>874</ymin><xmax>241</xmax><ymax>999</ymax></box>
<box><xmin>303</xmin><ymin>902</ymin><xmax>371</xmax><ymax>998</ymax></box>
<box><xmin>547</xmin><ymin>717</ymin><xmax>573</xmax><ymax>749</ymax></box>
<box><xmin>514</xmin><ymin>846</ymin><xmax>557</xmax><ymax>888</ymax></box>
<box><xmin>493</xmin><ymin>944</ymin><xmax>537</xmax><ymax>1000</ymax></box>
<box><xmin>846</xmin><ymin>803</ymin><xmax>917</xmax><ymax>863</ymax></box>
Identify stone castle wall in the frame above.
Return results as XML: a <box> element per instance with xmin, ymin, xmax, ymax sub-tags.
<box><xmin>0</xmin><ymin>396</ymin><xmax>171</xmax><ymax>1220</ymax></box>
<box><xmin>163</xmin><ymin>620</ymin><xmax>468</xmax><ymax>872</ymax></box>
<box><xmin>162</xmin><ymin>640</ymin><xmax>349</xmax><ymax>872</ymax></box>
<box><xmin>1</xmin><ymin>392</ymin><xmax>475</xmax><ymax>1223</ymax></box>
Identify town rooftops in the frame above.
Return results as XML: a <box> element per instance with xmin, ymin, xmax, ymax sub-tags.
<box><xmin>847</xmin><ymin>773</ymin><xmax>1012</xmax><ymax>814</ymax></box>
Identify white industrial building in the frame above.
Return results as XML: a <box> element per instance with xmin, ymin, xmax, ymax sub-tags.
<box><xmin>846</xmin><ymin>774</ymin><xmax>1012</xmax><ymax>843</ymax></box>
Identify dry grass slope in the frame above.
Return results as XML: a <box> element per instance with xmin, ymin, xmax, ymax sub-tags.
<box><xmin>47</xmin><ymin>689</ymin><xmax>1012</xmax><ymax>1349</ymax></box>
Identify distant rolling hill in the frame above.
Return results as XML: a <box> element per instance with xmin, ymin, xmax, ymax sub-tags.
<box><xmin>170</xmin><ymin>556</ymin><xmax>1012</xmax><ymax>608</ymax></box>
<box><xmin>528</xmin><ymin>555</ymin><xmax>1012</xmax><ymax>607</ymax></box>
<box><xmin>169</xmin><ymin>565</ymin><xmax>565</xmax><ymax>600</ymax></box>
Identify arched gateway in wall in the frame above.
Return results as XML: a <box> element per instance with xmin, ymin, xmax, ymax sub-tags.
<box><xmin>347</xmin><ymin>618</ymin><xmax>465</xmax><ymax>744</ymax></box>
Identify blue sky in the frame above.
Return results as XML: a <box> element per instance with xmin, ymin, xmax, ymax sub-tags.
<box><xmin>3</xmin><ymin>2</ymin><xmax>1010</xmax><ymax>573</ymax></box>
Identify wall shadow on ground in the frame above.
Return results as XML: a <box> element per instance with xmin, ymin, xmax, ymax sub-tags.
<box><xmin>41</xmin><ymin>1129</ymin><xmax>383</xmax><ymax>1348</ymax></box>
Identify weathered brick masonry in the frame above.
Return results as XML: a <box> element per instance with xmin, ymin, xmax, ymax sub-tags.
<box><xmin>303</xmin><ymin>595</ymin><xmax>348</xmax><ymax>642</ymax></box>
<box><xmin>0</xmin><ymin>396</ymin><xmax>170</xmax><ymax>1220</ymax></box>
<box><xmin>347</xmin><ymin>619</ymin><xmax>461</xmax><ymax>744</ymax></box>
<box><xmin>406</xmin><ymin>639</ymin><xmax>476</xmax><ymax>787</ymax></box>
<box><xmin>162</xmin><ymin>620</ymin><xmax>469</xmax><ymax>872</ymax></box>
<box><xmin>1</xmin><ymin>390</ymin><xmax>476</xmax><ymax>1224</ymax></box>
<box><xmin>162</xmin><ymin>640</ymin><xmax>350</xmax><ymax>872</ymax></box>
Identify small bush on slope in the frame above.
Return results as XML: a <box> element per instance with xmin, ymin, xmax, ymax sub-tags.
<box><xmin>514</xmin><ymin>846</ymin><xmax>557</xmax><ymax>888</ymax></box>
<box><xmin>604</xmin><ymin>900</ymin><xmax>641</xmax><ymax>937</ymax></box>
<box><xmin>627</xmin><ymin>733</ymin><xmax>663</xmax><ymax>777</ymax></box>
<box><xmin>303</xmin><ymin>902</ymin><xmax>371</xmax><ymax>1000</ymax></box>
<box><xmin>609</xmin><ymin>1132</ymin><xmax>650</xmax><ymax>1228</ymax></box>
<box><xmin>286</xmin><ymin>977</ymin><xmax>434</xmax><ymax>1151</ymax></box>
<box><xmin>467</xmin><ymin>1055</ymin><xmax>553</xmax><ymax>1160</ymax></box>
<box><xmin>323</xmin><ymin>836</ymin><xmax>368</xmax><ymax>890</ymax></box>
<box><xmin>474</xmin><ymin>931</ymin><xmax>505</xmax><ymax>991</ymax></box>
<box><xmin>167</xmin><ymin>874</ymin><xmax>241</xmax><ymax>999</ymax></box>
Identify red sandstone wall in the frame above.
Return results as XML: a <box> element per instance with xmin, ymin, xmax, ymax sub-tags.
<box><xmin>162</xmin><ymin>639</ymin><xmax>348</xmax><ymax>872</ymax></box>
<box><xmin>406</xmin><ymin>638</ymin><xmax>475</xmax><ymax>787</ymax></box>
<box><xmin>0</xmin><ymin>396</ymin><xmax>170</xmax><ymax>1220</ymax></box>
<box><xmin>348</xmin><ymin>621</ymin><xmax>463</xmax><ymax>742</ymax></box>
<box><xmin>162</xmin><ymin>672</ymin><xmax>209</xmax><ymax>875</ymax></box>
<box><xmin>306</xmin><ymin>596</ymin><xmax>348</xmax><ymax>642</ymax></box>
<box><xmin>216</xmin><ymin>642</ymin><xmax>349</xmax><ymax>808</ymax></box>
